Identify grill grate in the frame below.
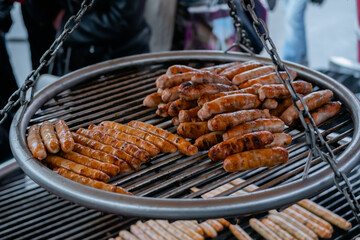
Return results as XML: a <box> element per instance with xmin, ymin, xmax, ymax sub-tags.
<box><xmin>10</xmin><ymin>51</ymin><xmax>360</xmax><ymax>219</ymax></box>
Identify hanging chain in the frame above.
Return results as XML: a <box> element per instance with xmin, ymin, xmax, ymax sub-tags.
<box><xmin>0</xmin><ymin>0</ymin><xmax>95</xmax><ymax>125</ymax></box>
<box><xmin>238</xmin><ymin>0</ymin><xmax>360</xmax><ymax>224</ymax></box>
<box><xmin>225</xmin><ymin>0</ymin><xmax>254</xmax><ymax>55</ymax></box>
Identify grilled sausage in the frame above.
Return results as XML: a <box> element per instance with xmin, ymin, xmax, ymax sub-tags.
<box><xmin>261</xmin><ymin>218</ymin><xmax>295</xmax><ymax>240</ymax></box>
<box><xmin>229</xmin><ymin>224</ymin><xmax>253</xmax><ymax>240</ymax></box>
<box><xmin>205</xmin><ymin>219</ymin><xmax>223</xmax><ymax>232</ymax></box>
<box><xmin>143</xmin><ymin>92</ymin><xmax>163</xmax><ymax>108</ymax></box>
<box><xmin>232</xmin><ymin>65</ymin><xmax>275</xmax><ymax>85</ymax></box>
<box><xmin>100</xmin><ymin>121</ymin><xmax>177</xmax><ymax>153</ymax></box>
<box><xmin>208</xmin><ymin>109</ymin><xmax>270</xmax><ymax>131</ymax></box>
<box><xmin>156</xmin><ymin>220</ymin><xmax>193</xmax><ymax>240</ymax></box>
<box><xmin>166</xmin><ymin>65</ymin><xmax>199</xmax><ymax>75</ymax></box>
<box><xmin>297</xmin><ymin>199</ymin><xmax>352</xmax><ymax>230</ymax></box>
<box><xmin>179</xmin><ymin>83</ymin><xmax>235</xmax><ymax>101</ymax></box>
<box><xmin>223</xmin><ymin>118</ymin><xmax>285</xmax><ymax>141</ymax></box>
<box><xmin>223</xmin><ymin>147</ymin><xmax>289</xmax><ymax>172</ymax></box>
<box><xmin>201</xmin><ymin>62</ymin><xmax>241</xmax><ymax>74</ymax></box>
<box><xmin>119</xmin><ymin>230</ymin><xmax>140</xmax><ymax>240</ymax></box>
<box><xmin>179</xmin><ymin>106</ymin><xmax>201</xmax><ymax>123</ymax></box>
<box><xmin>220</xmin><ymin>61</ymin><xmax>264</xmax><ymax>80</ymax></box>
<box><xmin>53</xmin><ymin>167</ymin><xmax>131</xmax><ymax>194</ymax></box>
<box><xmin>130</xmin><ymin>225</ymin><xmax>152</xmax><ymax>240</ymax></box>
<box><xmin>146</xmin><ymin>220</ymin><xmax>178</xmax><ymax>240</ymax></box>
<box><xmin>128</xmin><ymin>120</ymin><xmax>198</xmax><ymax>156</ymax></box>
<box><xmin>191</xmin><ymin>70</ymin><xmax>232</xmax><ymax>85</ymax></box>
<box><xmin>239</xmin><ymin>71</ymin><xmax>297</xmax><ymax>89</ymax></box>
<box><xmin>308</xmin><ymin>102</ymin><xmax>341</xmax><ymax>125</ymax></box>
<box><xmin>265</xmin><ymin>133</ymin><xmax>292</xmax><ymax>148</ymax></box>
<box><xmin>171</xmin><ymin>116</ymin><xmax>180</xmax><ymax>126</ymax></box>
<box><xmin>55</xmin><ymin>120</ymin><xmax>74</xmax><ymax>153</ymax></box>
<box><xmin>72</xmin><ymin>132</ymin><xmax>142</xmax><ymax>170</ymax></box>
<box><xmin>261</xmin><ymin>99</ymin><xmax>278</xmax><ymax>110</ymax></box>
<box><xmin>156</xmin><ymin>72</ymin><xmax>197</xmax><ymax>89</ymax></box>
<box><xmin>46</xmin><ymin>155</ymin><xmax>110</xmax><ymax>182</ymax></box>
<box><xmin>172</xmin><ymin>221</ymin><xmax>204</xmax><ymax>240</ymax></box>
<box><xmin>156</xmin><ymin>102</ymin><xmax>171</xmax><ymax>117</ymax></box>
<box><xmin>209</xmin><ymin>131</ymin><xmax>274</xmax><ymax>161</ymax></box>
<box><xmin>198</xmin><ymin>93</ymin><xmax>261</xmax><ymax>120</ymax></box>
<box><xmin>197</xmin><ymin>84</ymin><xmax>262</xmax><ymax>107</ymax></box>
<box><xmin>289</xmin><ymin>205</ymin><xmax>333</xmax><ymax>233</ymax></box>
<box><xmin>258</xmin><ymin>80</ymin><xmax>313</xmax><ymax>101</ymax></box>
<box><xmin>168</xmin><ymin>99</ymin><xmax>197</xmax><ymax>117</ymax></box>
<box><xmin>73</xmin><ymin>143</ymin><xmax>131</xmax><ymax>173</ymax></box>
<box><xmin>161</xmin><ymin>86</ymin><xmax>180</xmax><ymax>102</ymax></box>
<box><xmin>181</xmin><ymin>221</ymin><xmax>204</xmax><ymax>235</ymax></box>
<box><xmin>177</xmin><ymin>122</ymin><xmax>211</xmax><ymax>139</ymax></box>
<box><xmin>58</xmin><ymin>151</ymin><xmax>120</xmax><ymax>177</ymax></box>
<box><xmin>199</xmin><ymin>222</ymin><xmax>217</xmax><ymax>238</ymax></box>
<box><xmin>194</xmin><ymin>131</ymin><xmax>223</xmax><ymax>151</ymax></box>
<box><xmin>268</xmin><ymin>214</ymin><xmax>313</xmax><ymax>240</ymax></box>
<box><xmin>136</xmin><ymin>221</ymin><xmax>166</xmax><ymax>240</ymax></box>
<box><xmin>27</xmin><ymin>124</ymin><xmax>47</xmax><ymax>160</ymax></box>
<box><xmin>270</xmin><ymin>97</ymin><xmax>295</xmax><ymax>117</ymax></box>
<box><xmin>76</xmin><ymin>128</ymin><xmax>150</xmax><ymax>163</ymax></box>
<box><xmin>40</xmin><ymin>121</ymin><xmax>60</xmax><ymax>154</ymax></box>
<box><xmin>249</xmin><ymin>218</ymin><xmax>281</xmax><ymax>240</ymax></box>
<box><xmin>283</xmin><ymin>207</ymin><xmax>332</xmax><ymax>239</ymax></box>
<box><xmin>89</xmin><ymin>125</ymin><xmax>160</xmax><ymax>157</ymax></box>
<box><xmin>280</xmin><ymin>90</ymin><xmax>333</xmax><ymax>126</ymax></box>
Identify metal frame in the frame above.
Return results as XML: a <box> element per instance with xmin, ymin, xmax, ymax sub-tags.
<box><xmin>9</xmin><ymin>51</ymin><xmax>360</xmax><ymax>219</ymax></box>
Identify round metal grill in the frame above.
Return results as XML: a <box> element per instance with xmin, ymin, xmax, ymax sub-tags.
<box><xmin>9</xmin><ymin>51</ymin><xmax>360</xmax><ymax>219</ymax></box>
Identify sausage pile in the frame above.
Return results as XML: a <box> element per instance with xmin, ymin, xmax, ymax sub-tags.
<box><xmin>109</xmin><ymin>178</ymin><xmax>351</xmax><ymax>240</ymax></box>
<box><xmin>144</xmin><ymin>61</ymin><xmax>342</xmax><ymax>172</ymax></box>
<box><xmin>26</xmin><ymin>120</ymin><xmax>198</xmax><ymax>195</ymax></box>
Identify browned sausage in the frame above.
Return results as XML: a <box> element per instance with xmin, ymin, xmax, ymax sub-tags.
<box><xmin>261</xmin><ymin>99</ymin><xmax>278</xmax><ymax>110</ymax></box>
<box><xmin>72</xmin><ymin>132</ymin><xmax>142</xmax><ymax>170</ymax></box>
<box><xmin>307</xmin><ymin>101</ymin><xmax>341</xmax><ymax>126</ymax></box>
<box><xmin>223</xmin><ymin>147</ymin><xmax>289</xmax><ymax>172</ymax></box>
<box><xmin>161</xmin><ymin>86</ymin><xmax>180</xmax><ymax>102</ymax></box>
<box><xmin>128</xmin><ymin>120</ymin><xmax>198</xmax><ymax>156</ymax></box>
<box><xmin>258</xmin><ymin>80</ymin><xmax>313</xmax><ymax>101</ymax></box>
<box><xmin>55</xmin><ymin>120</ymin><xmax>74</xmax><ymax>153</ymax></box>
<box><xmin>27</xmin><ymin>124</ymin><xmax>47</xmax><ymax>160</ymax></box>
<box><xmin>208</xmin><ymin>109</ymin><xmax>270</xmax><ymax>131</ymax></box>
<box><xmin>201</xmin><ymin>62</ymin><xmax>241</xmax><ymax>74</ymax></box>
<box><xmin>197</xmin><ymin>84</ymin><xmax>262</xmax><ymax>107</ymax></box>
<box><xmin>146</xmin><ymin>220</ymin><xmax>178</xmax><ymax>240</ymax></box>
<box><xmin>130</xmin><ymin>224</ymin><xmax>152</xmax><ymax>240</ymax></box>
<box><xmin>76</xmin><ymin>128</ymin><xmax>149</xmax><ymax>163</ymax></box>
<box><xmin>89</xmin><ymin>125</ymin><xmax>160</xmax><ymax>157</ymax></box>
<box><xmin>166</xmin><ymin>65</ymin><xmax>199</xmax><ymax>75</ymax></box>
<box><xmin>156</xmin><ymin>102</ymin><xmax>171</xmax><ymax>117</ymax></box>
<box><xmin>53</xmin><ymin>167</ymin><xmax>131</xmax><ymax>194</ymax></box>
<box><xmin>156</xmin><ymin>220</ymin><xmax>193</xmax><ymax>240</ymax></box>
<box><xmin>100</xmin><ymin>121</ymin><xmax>177</xmax><ymax>153</ymax></box>
<box><xmin>73</xmin><ymin>143</ymin><xmax>131</xmax><ymax>173</ymax></box>
<box><xmin>270</xmin><ymin>97</ymin><xmax>294</xmax><ymax>117</ymax></box>
<box><xmin>209</xmin><ymin>131</ymin><xmax>274</xmax><ymax>161</ymax></box>
<box><xmin>194</xmin><ymin>131</ymin><xmax>223</xmax><ymax>151</ymax></box>
<box><xmin>261</xmin><ymin>218</ymin><xmax>295</xmax><ymax>240</ymax></box>
<box><xmin>239</xmin><ymin>71</ymin><xmax>297</xmax><ymax>89</ymax></box>
<box><xmin>136</xmin><ymin>221</ymin><xmax>166</xmax><ymax>240</ymax></box>
<box><xmin>229</xmin><ymin>224</ymin><xmax>253</xmax><ymax>240</ymax></box>
<box><xmin>40</xmin><ymin>121</ymin><xmax>60</xmax><ymax>154</ymax></box>
<box><xmin>143</xmin><ymin>92</ymin><xmax>163</xmax><ymax>108</ymax></box>
<box><xmin>220</xmin><ymin>61</ymin><xmax>264</xmax><ymax>80</ymax></box>
<box><xmin>177</xmin><ymin>122</ymin><xmax>210</xmax><ymax>139</ymax></box>
<box><xmin>191</xmin><ymin>70</ymin><xmax>232</xmax><ymax>85</ymax></box>
<box><xmin>172</xmin><ymin>116</ymin><xmax>180</xmax><ymax>126</ymax></box>
<box><xmin>232</xmin><ymin>65</ymin><xmax>275</xmax><ymax>85</ymax></box>
<box><xmin>198</xmin><ymin>93</ymin><xmax>261</xmax><ymax>120</ymax></box>
<box><xmin>280</xmin><ymin>90</ymin><xmax>333</xmax><ymax>126</ymax></box>
<box><xmin>156</xmin><ymin>72</ymin><xmax>197</xmax><ymax>89</ymax></box>
<box><xmin>249</xmin><ymin>218</ymin><xmax>281</xmax><ymax>240</ymax></box>
<box><xmin>168</xmin><ymin>99</ymin><xmax>197</xmax><ymax>117</ymax></box>
<box><xmin>223</xmin><ymin>118</ymin><xmax>285</xmax><ymax>141</ymax></box>
<box><xmin>179</xmin><ymin>83</ymin><xmax>235</xmax><ymax>101</ymax></box>
<box><xmin>58</xmin><ymin>151</ymin><xmax>120</xmax><ymax>177</ymax></box>
<box><xmin>46</xmin><ymin>155</ymin><xmax>110</xmax><ymax>182</ymax></box>
<box><xmin>265</xmin><ymin>133</ymin><xmax>292</xmax><ymax>148</ymax></box>
<box><xmin>297</xmin><ymin>199</ymin><xmax>352</xmax><ymax>230</ymax></box>
<box><xmin>179</xmin><ymin>107</ymin><xmax>201</xmax><ymax>123</ymax></box>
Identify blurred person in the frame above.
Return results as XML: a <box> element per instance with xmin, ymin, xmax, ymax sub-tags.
<box><xmin>0</xmin><ymin>0</ymin><xmax>20</xmax><ymax>161</ymax></box>
<box><xmin>23</xmin><ymin>0</ymin><xmax>150</xmax><ymax>76</ymax></box>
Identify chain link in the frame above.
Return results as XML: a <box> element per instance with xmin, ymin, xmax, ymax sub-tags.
<box><xmin>0</xmin><ymin>0</ymin><xmax>95</xmax><ymax>125</ymax></box>
<box><xmin>238</xmin><ymin>0</ymin><xmax>360</xmax><ymax>224</ymax></box>
<box><xmin>225</xmin><ymin>0</ymin><xmax>254</xmax><ymax>55</ymax></box>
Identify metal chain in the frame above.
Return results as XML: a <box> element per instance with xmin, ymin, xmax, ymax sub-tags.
<box><xmin>238</xmin><ymin>0</ymin><xmax>360</xmax><ymax>224</ymax></box>
<box><xmin>0</xmin><ymin>0</ymin><xmax>95</xmax><ymax>125</ymax></box>
<box><xmin>225</xmin><ymin>0</ymin><xmax>255</xmax><ymax>55</ymax></box>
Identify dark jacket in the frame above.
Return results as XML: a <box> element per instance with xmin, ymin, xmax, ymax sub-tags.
<box><xmin>24</xmin><ymin>0</ymin><xmax>150</xmax><ymax>75</ymax></box>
